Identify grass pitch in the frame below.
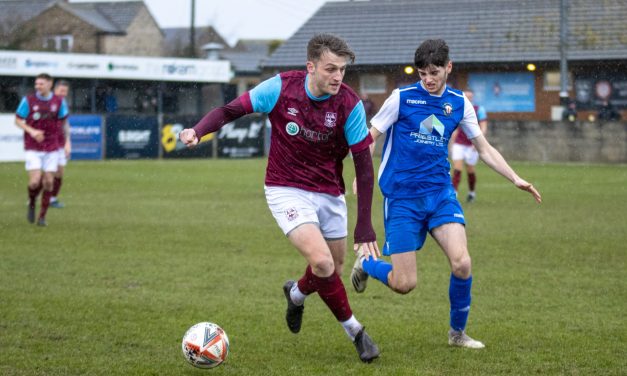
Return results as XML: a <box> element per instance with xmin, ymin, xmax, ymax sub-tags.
<box><xmin>0</xmin><ymin>159</ymin><xmax>625</xmax><ymax>375</ymax></box>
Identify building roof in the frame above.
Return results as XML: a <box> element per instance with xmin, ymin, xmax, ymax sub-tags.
<box><xmin>265</xmin><ymin>0</ymin><xmax>627</xmax><ymax>68</ymax></box>
<box><xmin>221</xmin><ymin>40</ymin><xmax>272</xmax><ymax>74</ymax></box>
<box><xmin>0</xmin><ymin>0</ymin><xmax>54</xmax><ymax>34</ymax></box>
<box><xmin>0</xmin><ymin>0</ymin><xmax>145</xmax><ymax>35</ymax></box>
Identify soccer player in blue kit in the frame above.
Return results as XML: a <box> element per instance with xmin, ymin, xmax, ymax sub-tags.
<box><xmin>180</xmin><ymin>34</ymin><xmax>380</xmax><ymax>362</ymax></box>
<box><xmin>351</xmin><ymin>39</ymin><xmax>542</xmax><ymax>349</ymax></box>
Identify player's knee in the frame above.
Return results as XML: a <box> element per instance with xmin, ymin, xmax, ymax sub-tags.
<box><xmin>310</xmin><ymin>257</ymin><xmax>335</xmax><ymax>278</ymax></box>
<box><xmin>390</xmin><ymin>274</ymin><xmax>417</xmax><ymax>295</ymax></box>
<box><xmin>452</xmin><ymin>255</ymin><xmax>472</xmax><ymax>279</ymax></box>
<box><xmin>28</xmin><ymin>181</ymin><xmax>40</xmax><ymax>190</ymax></box>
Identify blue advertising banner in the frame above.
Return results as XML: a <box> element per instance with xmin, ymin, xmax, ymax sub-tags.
<box><xmin>105</xmin><ymin>115</ymin><xmax>159</xmax><ymax>159</ymax></box>
<box><xmin>69</xmin><ymin>114</ymin><xmax>103</xmax><ymax>160</ymax></box>
<box><xmin>467</xmin><ymin>73</ymin><xmax>535</xmax><ymax>112</ymax></box>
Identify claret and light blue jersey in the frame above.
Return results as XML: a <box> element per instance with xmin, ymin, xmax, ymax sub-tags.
<box><xmin>246</xmin><ymin>71</ymin><xmax>371</xmax><ymax>196</ymax></box>
<box><xmin>371</xmin><ymin>83</ymin><xmax>481</xmax><ymax>199</ymax></box>
<box><xmin>249</xmin><ymin>73</ymin><xmax>368</xmax><ymax>148</ymax></box>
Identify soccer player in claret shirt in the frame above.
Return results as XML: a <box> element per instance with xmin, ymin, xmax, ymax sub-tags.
<box><xmin>450</xmin><ymin>89</ymin><xmax>488</xmax><ymax>202</ymax></box>
<box><xmin>179</xmin><ymin>34</ymin><xmax>380</xmax><ymax>362</ymax></box>
<box><xmin>15</xmin><ymin>73</ymin><xmax>69</xmax><ymax>226</ymax></box>
<box><xmin>49</xmin><ymin>80</ymin><xmax>72</xmax><ymax>208</ymax></box>
<box><xmin>350</xmin><ymin>39</ymin><xmax>542</xmax><ymax>349</ymax></box>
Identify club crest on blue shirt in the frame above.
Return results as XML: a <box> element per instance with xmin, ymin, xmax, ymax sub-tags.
<box><xmin>324</xmin><ymin>112</ymin><xmax>337</xmax><ymax>128</ymax></box>
<box><xmin>442</xmin><ymin>102</ymin><xmax>453</xmax><ymax>116</ymax></box>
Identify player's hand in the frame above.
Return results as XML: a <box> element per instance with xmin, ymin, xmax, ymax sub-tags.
<box><xmin>354</xmin><ymin>241</ymin><xmax>381</xmax><ymax>261</ymax></box>
<box><xmin>179</xmin><ymin>128</ymin><xmax>199</xmax><ymax>147</ymax></box>
<box><xmin>514</xmin><ymin>178</ymin><xmax>542</xmax><ymax>203</ymax></box>
<box><xmin>352</xmin><ymin>177</ymin><xmax>358</xmax><ymax>195</ymax></box>
<box><xmin>31</xmin><ymin>129</ymin><xmax>44</xmax><ymax>143</ymax></box>
<box><xmin>65</xmin><ymin>142</ymin><xmax>71</xmax><ymax>158</ymax></box>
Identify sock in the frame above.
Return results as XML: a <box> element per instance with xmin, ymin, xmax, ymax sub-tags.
<box><xmin>28</xmin><ymin>185</ymin><xmax>41</xmax><ymax>208</ymax></box>
<box><xmin>449</xmin><ymin>274</ymin><xmax>472</xmax><ymax>332</ymax></box>
<box><xmin>340</xmin><ymin>315</ymin><xmax>363</xmax><ymax>341</ymax></box>
<box><xmin>39</xmin><ymin>190</ymin><xmax>52</xmax><ymax>220</ymax></box>
<box><xmin>468</xmin><ymin>172</ymin><xmax>476</xmax><ymax>192</ymax></box>
<box><xmin>362</xmin><ymin>257</ymin><xmax>392</xmax><ymax>286</ymax></box>
<box><xmin>452</xmin><ymin>169</ymin><xmax>462</xmax><ymax>191</ymax></box>
<box><xmin>297</xmin><ymin>265</ymin><xmax>353</xmax><ymax>321</ymax></box>
<box><xmin>289</xmin><ymin>282</ymin><xmax>307</xmax><ymax>306</ymax></box>
<box><xmin>51</xmin><ymin>177</ymin><xmax>62</xmax><ymax>199</ymax></box>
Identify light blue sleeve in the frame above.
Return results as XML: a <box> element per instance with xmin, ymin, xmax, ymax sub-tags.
<box><xmin>344</xmin><ymin>101</ymin><xmax>369</xmax><ymax>146</ymax></box>
<box><xmin>249</xmin><ymin>74</ymin><xmax>282</xmax><ymax>113</ymax></box>
<box><xmin>16</xmin><ymin>97</ymin><xmax>29</xmax><ymax>118</ymax></box>
<box><xmin>477</xmin><ymin>105</ymin><xmax>487</xmax><ymax>121</ymax></box>
<box><xmin>58</xmin><ymin>99</ymin><xmax>69</xmax><ymax>118</ymax></box>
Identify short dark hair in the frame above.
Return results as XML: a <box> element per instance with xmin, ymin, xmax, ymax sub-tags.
<box><xmin>55</xmin><ymin>79</ymin><xmax>70</xmax><ymax>88</ymax></box>
<box><xmin>414</xmin><ymin>39</ymin><xmax>450</xmax><ymax>69</ymax></box>
<box><xmin>307</xmin><ymin>33</ymin><xmax>355</xmax><ymax>63</ymax></box>
<box><xmin>35</xmin><ymin>73</ymin><xmax>53</xmax><ymax>81</ymax></box>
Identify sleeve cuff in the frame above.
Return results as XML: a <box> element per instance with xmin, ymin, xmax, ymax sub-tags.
<box><xmin>349</xmin><ymin>133</ymin><xmax>373</xmax><ymax>154</ymax></box>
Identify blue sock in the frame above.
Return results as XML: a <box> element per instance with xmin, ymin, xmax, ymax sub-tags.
<box><xmin>449</xmin><ymin>274</ymin><xmax>472</xmax><ymax>331</ymax></box>
<box><xmin>362</xmin><ymin>257</ymin><xmax>393</xmax><ymax>286</ymax></box>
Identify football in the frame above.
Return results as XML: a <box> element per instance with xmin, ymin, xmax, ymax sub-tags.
<box><xmin>181</xmin><ymin>322</ymin><xmax>230</xmax><ymax>369</ymax></box>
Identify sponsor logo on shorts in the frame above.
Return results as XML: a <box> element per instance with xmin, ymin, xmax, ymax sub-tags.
<box><xmin>285</xmin><ymin>207</ymin><xmax>299</xmax><ymax>221</ymax></box>
<box><xmin>286</xmin><ymin>122</ymin><xmax>300</xmax><ymax>136</ymax></box>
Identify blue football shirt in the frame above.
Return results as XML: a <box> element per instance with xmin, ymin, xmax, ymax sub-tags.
<box><xmin>372</xmin><ymin>83</ymin><xmax>481</xmax><ymax>198</ymax></box>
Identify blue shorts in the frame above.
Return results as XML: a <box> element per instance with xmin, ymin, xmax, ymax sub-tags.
<box><xmin>382</xmin><ymin>186</ymin><xmax>465</xmax><ymax>255</ymax></box>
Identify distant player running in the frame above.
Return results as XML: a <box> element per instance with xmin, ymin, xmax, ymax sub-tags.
<box><xmin>15</xmin><ymin>73</ymin><xmax>69</xmax><ymax>226</ymax></box>
<box><xmin>450</xmin><ymin>89</ymin><xmax>488</xmax><ymax>202</ymax></box>
<box><xmin>351</xmin><ymin>39</ymin><xmax>542</xmax><ymax>349</ymax></box>
<box><xmin>50</xmin><ymin>80</ymin><xmax>72</xmax><ymax>208</ymax></box>
<box><xmin>179</xmin><ymin>34</ymin><xmax>380</xmax><ymax>362</ymax></box>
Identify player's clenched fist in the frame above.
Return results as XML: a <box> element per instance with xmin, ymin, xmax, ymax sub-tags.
<box><xmin>179</xmin><ymin>128</ymin><xmax>199</xmax><ymax>147</ymax></box>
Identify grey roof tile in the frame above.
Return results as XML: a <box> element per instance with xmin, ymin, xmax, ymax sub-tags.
<box><xmin>265</xmin><ymin>0</ymin><xmax>627</xmax><ymax>67</ymax></box>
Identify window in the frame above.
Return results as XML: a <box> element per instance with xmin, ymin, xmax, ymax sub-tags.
<box><xmin>43</xmin><ymin>35</ymin><xmax>73</xmax><ymax>52</ymax></box>
<box><xmin>360</xmin><ymin>74</ymin><xmax>387</xmax><ymax>94</ymax></box>
<box><xmin>543</xmin><ymin>71</ymin><xmax>572</xmax><ymax>91</ymax></box>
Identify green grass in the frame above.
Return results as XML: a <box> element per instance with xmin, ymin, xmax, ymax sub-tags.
<box><xmin>0</xmin><ymin>160</ymin><xmax>626</xmax><ymax>375</ymax></box>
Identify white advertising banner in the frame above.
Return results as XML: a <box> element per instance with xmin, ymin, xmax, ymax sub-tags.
<box><xmin>0</xmin><ymin>50</ymin><xmax>232</xmax><ymax>83</ymax></box>
<box><xmin>0</xmin><ymin>114</ymin><xmax>25</xmax><ymax>162</ymax></box>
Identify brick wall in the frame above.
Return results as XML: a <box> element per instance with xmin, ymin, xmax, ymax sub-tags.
<box><xmin>16</xmin><ymin>7</ymin><xmax>99</xmax><ymax>53</ymax></box>
<box><xmin>101</xmin><ymin>7</ymin><xmax>163</xmax><ymax>56</ymax></box>
<box><xmin>487</xmin><ymin>121</ymin><xmax>627</xmax><ymax>163</ymax></box>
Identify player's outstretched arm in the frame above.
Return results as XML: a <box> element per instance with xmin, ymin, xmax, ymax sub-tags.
<box><xmin>352</xmin><ymin>146</ymin><xmax>381</xmax><ymax>260</ymax></box>
<box><xmin>181</xmin><ymin>94</ymin><xmax>254</xmax><ymax>148</ymax></box>
<box><xmin>472</xmin><ymin>134</ymin><xmax>542</xmax><ymax>203</ymax></box>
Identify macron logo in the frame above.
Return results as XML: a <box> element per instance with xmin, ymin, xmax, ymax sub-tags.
<box><xmin>406</xmin><ymin>99</ymin><xmax>427</xmax><ymax>105</ymax></box>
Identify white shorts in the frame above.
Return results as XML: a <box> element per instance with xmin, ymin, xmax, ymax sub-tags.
<box><xmin>264</xmin><ymin>185</ymin><xmax>348</xmax><ymax>240</ymax></box>
<box><xmin>451</xmin><ymin>143</ymin><xmax>479</xmax><ymax>165</ymax></box>
<box><xmin>24</xmin><ymin>150</ymin><xmax>59</xmax><ymax>172</ymax></box>
<box><xmin>57</xmin><ymin>147</ymin><xmax>68</xmax><ymax>167</ymax></box>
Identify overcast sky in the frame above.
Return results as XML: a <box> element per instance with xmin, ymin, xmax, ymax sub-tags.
<box><xmin>72</xmin><ymin>0</ymin><xmax>331</xmax><ymax>45</ymax></box>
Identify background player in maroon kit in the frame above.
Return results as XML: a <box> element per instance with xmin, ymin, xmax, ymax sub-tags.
<box><xmin>50</xmin><ymin>80</ymin><xmax>72</xmax><ymax>208</ymax></box>
<box><xmin>179</xmin><ymin>34</ymin><xmax>381</xmax><ymax>362</ymax></box>
<box><xmin>450</xmin><ymin>89</ymin><xmax>488</xmax><ymax>202</ymax></box>
<box><xmin>15</xmin><ymin>73</ymin><xmax>69</xmax><ymax>226</ymax></box>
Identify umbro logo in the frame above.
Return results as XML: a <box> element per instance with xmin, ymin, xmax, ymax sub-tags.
<box><xmin>287</xmin><ymin>108</ymin><xmax>298</xmax><ymax>116</ymax></box>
